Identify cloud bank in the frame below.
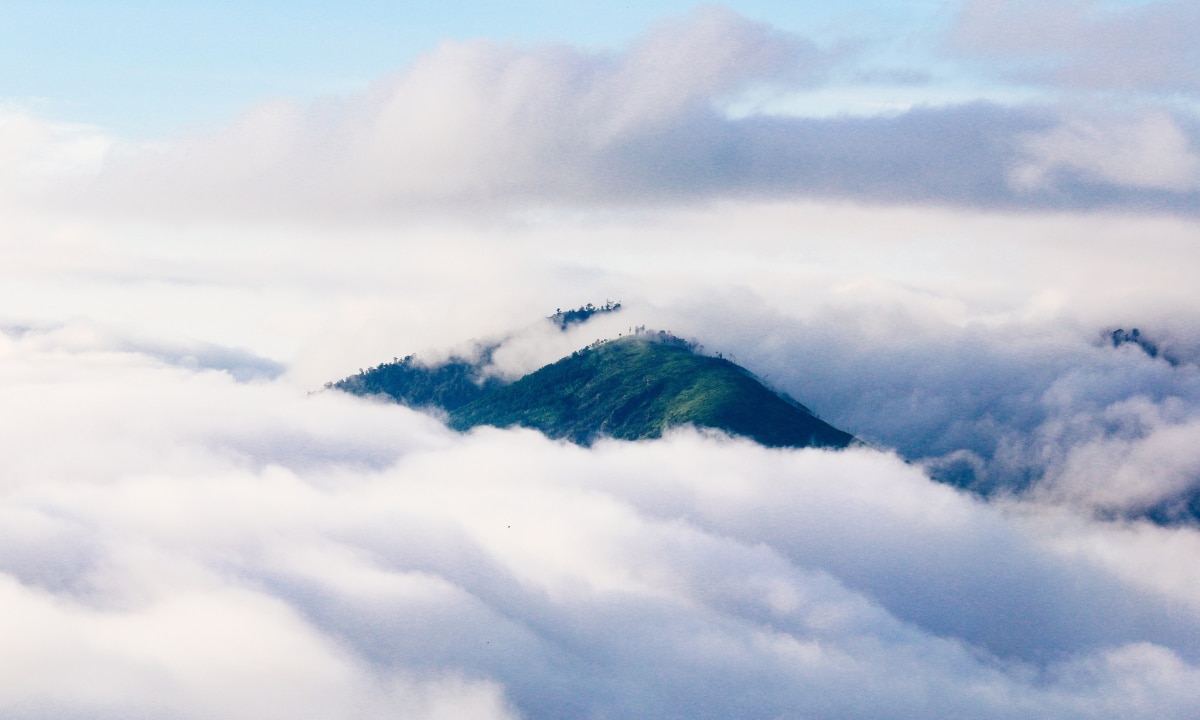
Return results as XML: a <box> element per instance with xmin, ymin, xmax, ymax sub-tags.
<box><xmin>667</xmin><ymin>301</ymin><xmax>1200</xmax><ymax>522</ymax></box>
<box><xmin>3</xmin><ymin>326</ymin><xmax>1200</xmax><ymax>719</ymax></box>
<box><xmin>0</xmin><ymin>4</ymin><xmax>1183</xmax><ymax>220</ymax></box>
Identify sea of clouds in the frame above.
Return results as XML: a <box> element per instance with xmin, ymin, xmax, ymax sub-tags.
<box><xmin>4</xmin><ymin>316</ymin><xmax>1200</xmax><ymax>719</ymax></box>
<box><xmin>4</xmin><ymin>2</ymin><xmax>1200</xmax><ymax>717</ymax></box>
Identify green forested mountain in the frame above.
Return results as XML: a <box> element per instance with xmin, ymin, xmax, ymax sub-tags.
<box><xmin>449</xmin><ymin>335</ymin><xmax>853</xmax><ymax>447</ymax></box>
<box><xmin>330</xmin><ymin>352</ymin><xmax>498</xmax><ymax>411</ymax></box>
<box><xmin>331</xmin><ymin>332</ymin><xmax>854</xmax><ymax>449</ymax></box>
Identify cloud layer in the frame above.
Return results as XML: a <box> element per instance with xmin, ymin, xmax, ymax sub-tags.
<box><xmin>3</xmin><ymin>326</ymin><xmax>1200</xmax><ymax>719</ymax></box>
<box><xmin>0</xmin><ymin>5</ymin><xmax>1186</xmax><ymax>219</ymax></box>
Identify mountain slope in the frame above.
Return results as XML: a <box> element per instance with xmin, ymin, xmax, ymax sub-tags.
<box><xmin>331</xmin><ymin>332</ymin><xmax>853</xmax><ymax>449</ymax></box>
<box><xmin>330</xmin><ymin>354</ymin><xmax>496</xmax><ymax>411</ymax></box>
<box><xmin>449</xmin><ymin>335</ymin><xmax>852</xmax><ymax>447</ymax></box>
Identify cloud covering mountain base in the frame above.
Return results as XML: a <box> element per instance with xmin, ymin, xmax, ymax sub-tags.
<box><xmin>3</xmin><ymin>326</ymin><xmax>1200</xmax><ymax>719</ymax></box>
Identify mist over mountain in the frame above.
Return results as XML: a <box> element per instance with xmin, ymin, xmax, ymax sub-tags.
<box><xmin>333</xmin><ymin>315</ymin><xmax>853</xmax><ymax>450</ymax></box>
<box><xmin>330</xmin><ymin>307</ymin><xmax>1200</xmax><ymax>527</ymax></box>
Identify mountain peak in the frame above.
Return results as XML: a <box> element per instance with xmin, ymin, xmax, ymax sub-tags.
<box><xmin>331</xmin><ymin>329</ymin><xmax>853</xmax><ymax>450</ymax></box>
<box><xmin>449</xmin><ymin>334</ymin><xmax>853</xmax><ymax>448</ymax></box>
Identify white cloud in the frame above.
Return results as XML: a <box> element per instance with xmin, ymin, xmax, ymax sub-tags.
<box><xmin>1</xmin><ymin>326</ymin><xmax>1200</xmax><ymax>717</ymax></box>
<box><xmin>0</xmin><ymin>574</ymin><xmax>517</xmax><ymax>720</ymax></box>
<box><xmin>6</xmin><ymin>8</ymin><xmax>1200</xmax><ymax>220</ymax></box>
<box><xmin>1012</xmin><ymin>112</ymin><xmax>1200</xmax><ymax>192</ymax></box>
<box><xmin>0</xmin><ymin>108</ymin><xmax>111</xmax><ymax>205</ymax></box>
<box><xmin>1035</xmin><ymin>399</ymin><xmax>1200</xmax><ymax>514</ymax></box>
<box><xmin>7</xmin><ymin>7</ymin><xmax>1200</xmax><ymax>223</ymax></box>
<box><xmin>76</xmin><ymin>6</ymin><xmax>823</xmax><ymax>219</ymax></box>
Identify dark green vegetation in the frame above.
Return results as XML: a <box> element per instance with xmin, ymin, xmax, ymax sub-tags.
<box><xmin>329</xmin><ymin>351</ymin><xmax>499</xmax><ymax>411</ymax></box>
<box><xmin>550</xmin><ymin>301</ymin><xmax>622</xmax><ymax>330</ymax></box>
<box><xmin>451</xmin><ymin>334</ymin><xmax>853</xmax><ymax>447</ymax></box>
<box><xmin>332</xmin><ymin>332</ymin><xmax>854</xmax><ymax>449</ymax></box>
<box><xmin>1110</xmin><ymin>327</ymin><xmax>1177</xmax><ymax>365</ymax></box>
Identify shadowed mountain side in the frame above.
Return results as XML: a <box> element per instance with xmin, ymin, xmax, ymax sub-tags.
<box><xmin>448</xmin><ymin>336</ymin><xmax>854</xmax><ymax>448</ymax></box>
<box><xmin>329</xmin><ymin>354</ymin><xmax>500</xmax><ymax>412</ymax></box>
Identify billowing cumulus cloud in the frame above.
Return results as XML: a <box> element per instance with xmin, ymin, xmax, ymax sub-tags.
<box><xmin>7</xmin><ymin>199</ymin><xmax>1200</xmax><ymax>717</ymax></box>
<box><xmin>3</xmin><ymin>326</ymin><xmax>1200</xmax><ymax>719</ymax></box>
<box><xmin>0</xmin><ymin>6</ymin><xmax>1178</xmax><ymax>219</ymax></box>
<box><xmin>819</xmin><ymin>323</ymin><xmax>1200</xmax><ymax>520</ymax></box>
<box><xmin>82</xmin><ymin>6</ymin><xmax>829</xmax><ymax>216</ymax></box>
<box><xmin>628</xmin><ymin>285</ymin><xmax>1200</xmax><ymax>521</ymax></box>
<box><xmin>1012</xmin><ymin>112</ymin><xmax>1200</xmax><ymax>193</ymax></box>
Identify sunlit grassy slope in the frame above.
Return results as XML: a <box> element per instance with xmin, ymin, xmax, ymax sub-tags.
<box><xmin>334</xmin><ymin>334</ymin><xmax>853</xmax><ymax>448</ymax></box>
<box><xmin>458</xmin><ymin>336</ymin><xmax>853</xmax><ymax>447</ymax></box>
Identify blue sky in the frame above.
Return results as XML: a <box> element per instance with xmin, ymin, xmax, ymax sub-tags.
<box><xmin>3</xmin><ymin>0</ymin><xmax>1185</xmax><ymax>141</ymax></box>
<box><xmin>3</xmin><ymin>1</ymin><xmax>964</xmax><ymax>136</ymax></box>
